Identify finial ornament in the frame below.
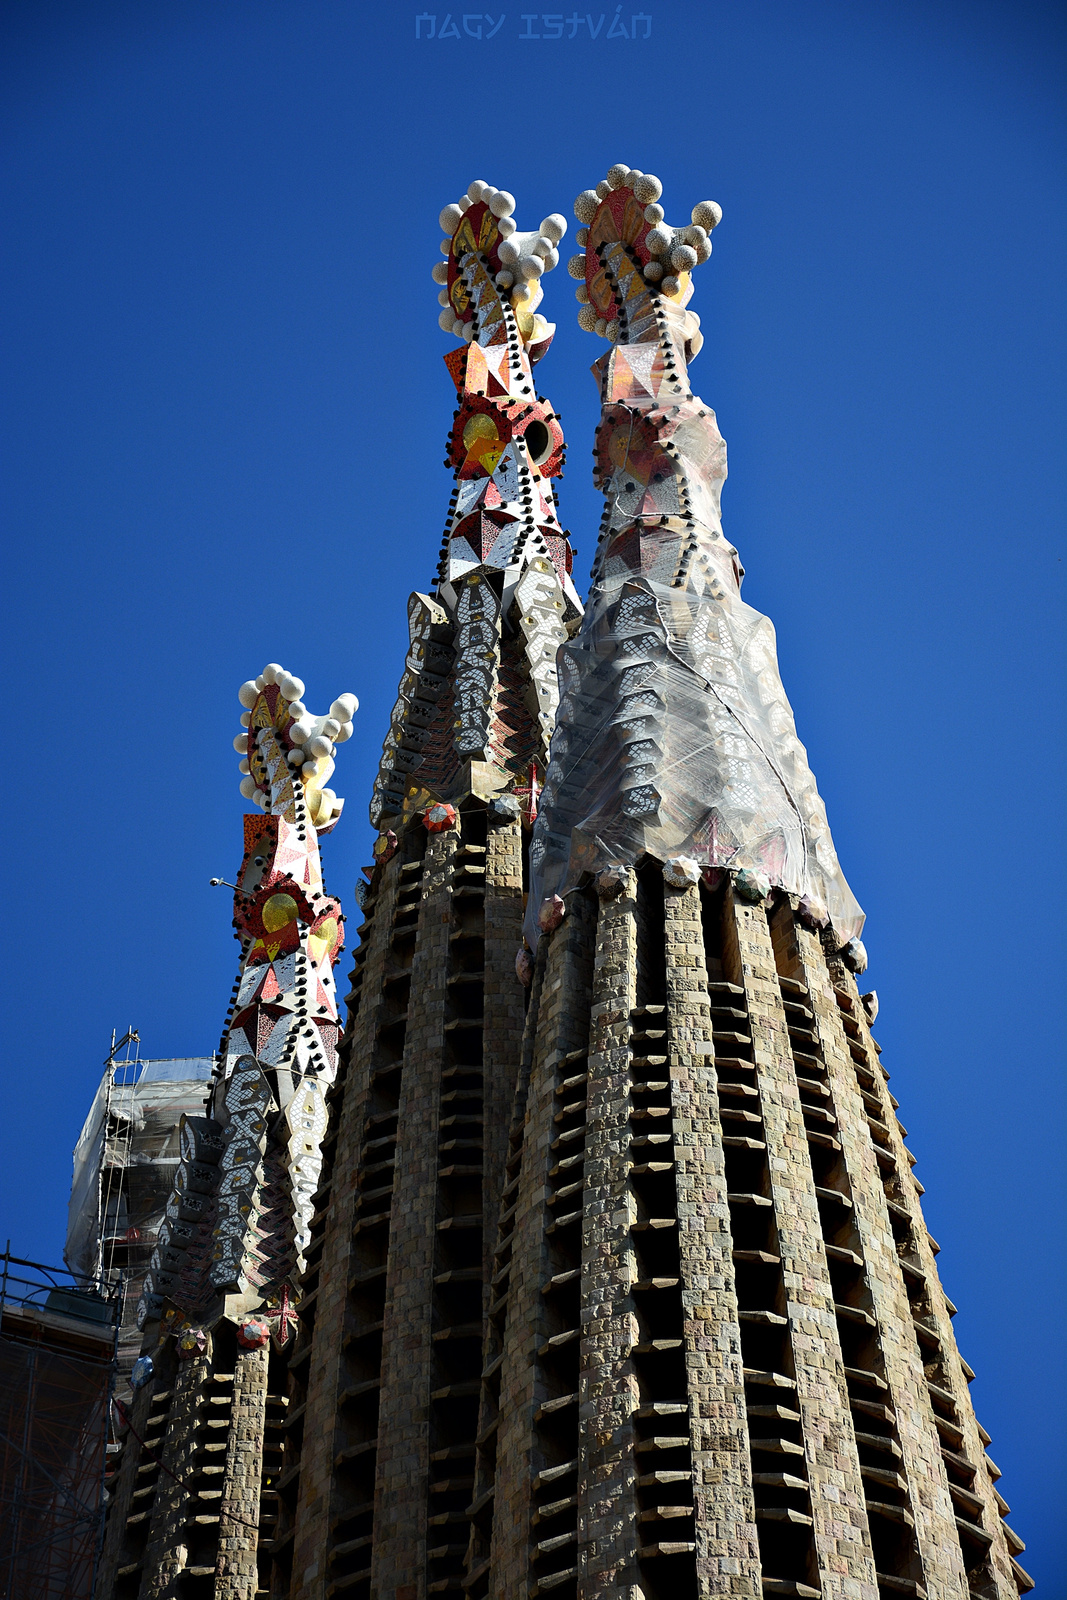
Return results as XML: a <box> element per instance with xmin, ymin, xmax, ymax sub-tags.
<box><xmin>234</xmin><ymin>663</ymin><xmax>357</xmax><ymax>832</ymax></box>
<box><xmin>569</xmin><ymin>164</ymin><xmax>721</xmax><ymax>346</ymax></box>
<box><xmin>432</xmin><ymin>178</ymin><xmax>566</xmax><ymax>355</ymax></box>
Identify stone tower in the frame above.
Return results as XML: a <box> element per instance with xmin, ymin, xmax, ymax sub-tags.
<box><xmin>463</xmin><ymin>165</ymin><xmax>1031</xmax><ymax>1600</ymax></box>
<box><xmin>96</xmin><ymin>662</ymin><xmax>358</xmax><ymax>1600</ymax></box>
<box><xmin>94</xmin><ymin>169</ymin><xmax>1032</xmax><ymax>1600</ymax></box>
<box><xmin>274</xmin><ymin>181</ymin><xmax>581</xmax><ymax>1600</ymax></box>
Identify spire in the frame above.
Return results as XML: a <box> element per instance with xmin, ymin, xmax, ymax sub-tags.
<box><xmin>136</xmin><ymin>661</ymin><xmax>357</xmax><ymax>1323</ymax></box>
<box><xmin>371</xmin><ymin>179</ymin><xmax>581</xmax><ymax>831</ymax></box>
<box><xmin>528</xmin><ymin>163</ymin><xmax>864</xmax><ymax>951</ymax></box>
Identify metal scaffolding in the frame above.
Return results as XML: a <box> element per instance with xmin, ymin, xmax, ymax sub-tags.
<box><xmin>0</xmin><ymin>1248</ymin><xmax>121</xmax><ymax>1600</ymax></box>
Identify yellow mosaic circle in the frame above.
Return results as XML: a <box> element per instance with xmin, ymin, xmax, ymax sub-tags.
<box><xmin>262</xmin><ymin>893</ymin><xmax>298</xmax><ymax>932</ymax></box>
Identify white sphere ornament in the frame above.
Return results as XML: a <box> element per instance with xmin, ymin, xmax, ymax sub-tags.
<box><xmin>661</xmin><ymin>275</ymin><xmax>680</xmax><ymax>296</ymax></box>
<box><xmin>467</xmin><ymin>179</ymin><xmax>489</xmax><ymax>203</ymax></box>
<box><xmin>255</xmin><ymin>675</ymin><xmax>265</xmax><ymax>689</ymax></box>
<box><xmin>334</xmin><ymin>720</ymin><xmax>354</xmax><ymax>742</ymax></box>
<box><xmin>495</xmin><ymin>270</ymin><xmax>515</xmax><ymax>289</ymax></box>
<box><xmin>263</xmin><ymin>663</ymin><xmax>282</xmax><ymax>684</ymax></box>
<box><xmin>540</xmin><ymin>213</ymin><xmax>567</xmax><ymax>243</ymax></box>
<box><xmin>497</xmin><ymin>216</ymin><xmax>516</xmax><ymax>238</ymax></box>
<box><xmin>302</xmin><ymin>760</ymin><xmax>318</xmax><ymax>779</ymax></box>
<box><xmin>240</xmin><ymin>711</ymin><xmax>250</xmax><ymax>727</ymax></box>
<box><xmin>322</xmin><ymin>718</ymin><xmax>341</xmax><ymax>738</ymax></box>
<box><xmin>567</xmin><ymin>254</ymin><xmax>586</xmax><ymax>279</ymax></box>
<box><xmin>307</xmin><ymin>735</ymin><xmax>332</xmax><ymax>759</ymax></box>
<box><xmin>573</xmin><ymin>190</ymin><xmax>599</xmax><ymax>224</ymax></box>
<box><xmin>646</xmin><ymin>226</ymin><xmax>671</xmax><ymax>256</ymax></box>
<box><xmin>575</xmin><ymin>284</ymin><xmax>590</xmax><ymax>304</ymax></box>
<box><xmin>671</xmin><ymin>245</ymin><xmax>698</xmax><ymax>272</ymax></box>
<box><xmin>438</xmin><ymin>309</ymin><xmax>454</xmax><ymax>332</ymax></box>
<box><xmin>606</xmin><ymin>163</ymin><xmax>629</xmax><ymax>188</ymax></box>
<box><xmin>239</xmin><ymin>758</ymin><xmax>250</xmax><ymax>775</ymax></box>
<box><xmin>644</xmin><ymin>203</ymin><xmax>664</xmax><ymax>225</ymax></box>
<box><xmin>692</xmin><ymin>200</ymin><xmax>723</xmax><ymax>231</ymax></box>
<box><xmin>238</xmin><ymin>680</ymin><xmax>259</xmax><ymax>709</ymax></box>
<box><xmin>431</xmin><ymin>261</ymin><xmax>449</xmax><ymax>284</ymax></box>
<box><xmin>577</xmin><ymin>305</ymin><xmax>597</xmax><ymax>332</ymax></box>
<box><xmin>288</xmin><ymin>700</ymin><xmax>306</xmax><ymax>719</ymax></box>
<box><xmin>489</xmin><ymin>190</ymin><xmax>515</xmax><ymax>217</ymax></box>
<box><xmin>287</xmin><ymin>748</ymin><xmax>304</xmax><ymax>766</ymax></box>
<box><xmin>643</xmin><ymin>261</ymin><xmax>664</xmax><ymax>282</ymax></box>
<box><xmin>439</xmin><ymin>203</ymin><xmax>464</xmax><ymax>234</ymax></box>
<box><xmin>595</xmin><ymin>180</ymin><xmax>611</xmax><ymax>199</ymax></box>
<box><xmin>240</xmin><ymin>777</ymin><xmax>256</xmax><ymax>799</ymax></box>
<box><xmin>233</xmin><ymin>733</ymin><xmax>249</xmax><ymax>753</ymax></box>
<box><xmin>332</xmin><ymin>693</ymin><xmax>358</xmax><ymax>720</ymax></box>
<box><xmin>633</xmin><ymin>174</ymin><xmax>662</xmax><ymax>204</ymax></box>
<box><xmin>252</xmin><ymin>788</ymin><xmax>266</xmax><ymax>807</ymax></box>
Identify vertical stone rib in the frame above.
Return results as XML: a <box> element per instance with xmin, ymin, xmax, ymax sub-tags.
<box><xmin>580</xmin><ymin>875</ymin><xmax>640</xmax><ymax>1594</ymax></box>
<box><xmin>489</xmin><ymin>891</ymin><xmax>596</xmax><ymax>1598</ymax></box>
<box><xmin>289</xmin><ymin>848</ymin><xmax>404</xmax><ymax>1600</ymax></box>
<box><xmin>215</xmin><ymin>1344</ymin><xmax>269</xmax><ymax>1599</ymax></box>
<box><xmin>482</xmin><ymin>820</ymin><xmax>526</xmax><ymax>1290</ymax></box>
<box><xmin>782</xmin><ymin>917</ymin><xmax>962</xmax><ymax>1595</ymax></box>
<box><xmin>824</xmin><ymin>944</ymin><xmax>1021</xmax><ymax>1599</ymax></box>
<box><xmin>724</xmin><ymin>891</ymin><xmax>878</xmax><ymax>1596</ymax></box>
<box><xmin>663</xmin><ymin>882</ymin><xmax>760</xmax><ymax>1595</ymax></box>
<box><xmin>372</xmin><ymin>827</ymin><xmax>455</xmax><ymax>1596</ymax></box>
<box><xmin>141</xmin><ymin>1353</ymin><xmax>209</xmax><ymax>1597</ymax></box>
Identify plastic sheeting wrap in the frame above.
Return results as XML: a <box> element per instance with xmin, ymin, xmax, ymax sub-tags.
<box><xmin>527</xmin><ymin>373</ymin><xmax>863</xmax><ymax>947</ymax></box>
<box><xmin>65</xmin><ymin>1059</ymin><xmax>213</xmax><ymax>1283</ymax></box>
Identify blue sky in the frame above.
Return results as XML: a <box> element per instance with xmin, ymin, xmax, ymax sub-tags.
<box><xmin>2</xmin><ymin>0</ymin><xmax>1063</xmax><ymax>1582</ymax></box>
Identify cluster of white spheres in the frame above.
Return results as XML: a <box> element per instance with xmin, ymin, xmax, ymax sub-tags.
<box><xmin>432</xmin><ymin>181</ymin><xmax>567</xmax><ymax>340</ymax></box>
<box><xmin>568</xmin><ymin>166</ymin><xmax>722</xmax><ymax>341</ymax></box>
<box><xmin>233</xmin><ymin>664</ymin><xmax>358</xmax><ymax>810</ymax></box>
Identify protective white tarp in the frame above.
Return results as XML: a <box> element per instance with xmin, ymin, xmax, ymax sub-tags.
<box><xmin>65</xmin><ymin>1060</ymin><xmax>212</xmax><ymax>1282</ymax></box>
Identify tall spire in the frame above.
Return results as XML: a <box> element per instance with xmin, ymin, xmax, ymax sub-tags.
<box><xmin>98</xmin><ymin>664</ymin><xmax>356</xmax><ymax>1600</ymax></box>
<box><xmin>271</xmin><ymin>186</ymin><xmax>584</xmax><ymax>1600</ymax></box>
<box><xmin>468</xmin><ymin>166</ymin><xmax>1029</xmax><ymax>1600</ymax></box>
<box><xmin>528</xmin><ymin>162</ymin><xmax>863</xmax><ymax>952</ymax></box>
<box><xmin>371</xmin><ymin>178</ymin><xmax>580</xmax><ymax>829</ymax></box>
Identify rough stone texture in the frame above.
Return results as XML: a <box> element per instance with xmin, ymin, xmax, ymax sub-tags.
<box><xmin>663</xmin><ymin>883</ymin><xmax>761</xmax><ymax>1595</ymax></box>
<box><xmin>371</xmin><ymin>826</ymin><xmax>454</xmax><ymax>1595</ymax></box>
<box><xmin>724</xmin><ymin>892</ymin><xmax>878</xmax><ymax>1597</ymax></box>
<box><xmin>481</xmin><ymin>821</ymin><xmax>526</xmax><ymax>1293</ymax></box>
<box><xmin>488</xmin><ymin>889</ymin><xmax>597</xmax><ymax>1598</ymax></box>
<box><xmin>288</xmin><ymin>845</ymin><xmax>405</xmax><ymax>1600</ymax></box>
<box><xmin>96</xmin><ymin>1367</ymin><xmax>175</xmax><ymax>1595</ymax></box>
<box><xmin>776</xmin><ymin>910</ymin><xmax>964</xmax><ymax>1595</ymax></box>
<box><xmin>580</xmin><ymin>875</ymin><xmax>640</xmax><ymax>1593</ymax></box>
<box><xmin>823</xmin><ymin>938</ymin><xmax>1025</xmax><ymax>1599</ymax></box>
<box><xmin>215</xmin><ymin>1345</ymin><xmax>269</xmax><ymax>1598</ymax></box>
<box><xmin>140</xmin><ymin>1352</ymin><xmax>210</xmax><ymax>1598</ymax></box>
